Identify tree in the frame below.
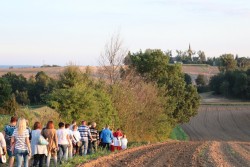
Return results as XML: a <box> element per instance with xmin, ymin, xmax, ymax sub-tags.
<box><xmin>195</xmin><ymin>74</ymin><xmax>207</xmax><ymax>86</ymax></box>
<box><xmin>99</xmin><ymin>32</ymin><xmax>128</xmax><ymax>84</ymax></box>
<box><xmin>58</xmin><ymin>66</ymin><xmax>85</xmax><ymax>88</ymax></box>
<box><xmin>237</xmin><ymin>57</ymin><xmax>250</xmax><ymax>71</ymax></box>
<box><xmin>184</xmin><ymin>73</ymin><xmax>192</xmax><ymax>85</ymax></box>
<box><xmin>129</xmin><ymin>49</ymin><xmax>200</xmax><ymax>124</ymax></box>
<box><xmin>0</xmin><ymin>78</ymin><xmax>12</xmax><ymax>107</ymax></box>
<box><xmin>197</xmin><ymin>50</ymin><xmax>206</xmax><ymax>63</ymax></box>
<box><xmin>218</xmin><ymin>54</ymin><xmax>237</xmax><ymax>72</ymax></box>
<box><xmin>47</xmin><ymin>66</ymin><xmax>118</xmax><ymax>128</ymax></box>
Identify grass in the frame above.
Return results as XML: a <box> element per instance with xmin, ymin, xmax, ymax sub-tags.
<box><xmin>60</xmin><ymin>142</ymin><xmax>148</xmax><ymax>167</ymax></box>
<box><xmin>169</xmin><ymin>125</ymin><xmax>189</xmax><ymax>141</ymax></box>
<box><xmin>61</xmin><ymin>149</ymin><xmax>111</xmax><ymax>167</ymax></box>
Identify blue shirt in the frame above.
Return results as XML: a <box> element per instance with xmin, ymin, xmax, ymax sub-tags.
<box><xmin>100</xmin><ymin>128</ymin><xmax>113</xmax><ymax>144</ymax></box>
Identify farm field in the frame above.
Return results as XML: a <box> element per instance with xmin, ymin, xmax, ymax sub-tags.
<box><xmin>0</xmin><ymin>64</ymin><xmax>219</xmax><ymax>80</ymax></box>
<box><xmin>82</xmin><ymin>104</ymin><xmax>250</xmax><ymax>167</ymax></box>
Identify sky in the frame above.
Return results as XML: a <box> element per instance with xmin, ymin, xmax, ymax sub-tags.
<box><xmin>0</xmin><ymin>0</ymin><xmax>250</xmax><ymax>66</ymax></box>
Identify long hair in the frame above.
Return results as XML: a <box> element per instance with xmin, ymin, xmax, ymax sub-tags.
<box><xmin>17</xmin><ymin>118</ymin><xmax>27</xmax><ymax>135</ymax></box>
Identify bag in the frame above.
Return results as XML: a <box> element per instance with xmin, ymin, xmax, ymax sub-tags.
<box><xmin>77</xmin><ymin>141</ymin><xmax>82</xmax><ymax>147</ymax></box>
<box><xmin>0</xmin><ymin>148</ymin><xmax>6</xmax><ymax>164</ymax></box>
<box><xmin>0</xmin><ymin>154</ymin><xmax>6</xmax><ymax>164</ymax></box>
<box><xmin>38</xmin><ymin>135</ymin><xmax>48</xmax><ymax>145</ymax></box>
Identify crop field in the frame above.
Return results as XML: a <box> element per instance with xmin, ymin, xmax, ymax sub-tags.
<box><xmin>82</xmin><ymin>104</ymin><xmax>250</xmax><ymax>167</ymax></box>
<box><xmin>182</xmin><ymin>105</ymin><xmax>250</xmax><ymax>141</ymax></box>
<box><xmin>0</xmin><ymin>65</ymin><xmax>219</xmax><ymax>80</ymax></box>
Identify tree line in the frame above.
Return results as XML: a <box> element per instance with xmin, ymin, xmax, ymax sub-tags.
<box><xmin>209</xmin><ymin>54</ymin><xmax>250</xmax><ymax>99</ymax></box>
<box><xmin>0</xmin><ymin>49</ymin><xmax>200</xmax><ymax>142</ymax></box>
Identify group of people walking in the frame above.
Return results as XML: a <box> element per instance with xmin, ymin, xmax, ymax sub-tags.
<box><xmin>0</xmin><ymin>116</ymin><xmax>128</xmax><ymax>167</ymax></box>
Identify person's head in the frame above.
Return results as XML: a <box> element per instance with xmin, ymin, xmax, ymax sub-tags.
<box><xmin>82</xmin><ymin>120</ymin><xmax>86</xmax><ymax>126</ymax></box>
<box><xmin>123</xmin><ymin>134</ymin><xmax>126</xmax><ymax>138</ymax></box>
<box><xmin>33</xmin><ymin>122</ymin><xmax>42</xmax><ymax>130</ymax></box>
<box><xmin>10</xmin><ymin>116</ymin><xmax>18</xmax><ymax>125</ymax></box>
<box><xmin>73</xmin><ymin>125</ymin><xmax>78</xmax><ymax>131</ymax></box>
<box><xmin>46</xmin><ymin>121</ymin><xmax>54</xmax><ymax>129</ymax></box>
<box><xmin>105</xmin><ymin>124</ymin><xmax>109</xmax><ymax>129</ymax></box>
<box><xmin>116</xmin><ymin>128</ymin><xmax>120</xmax><ymax>132</ymax></box>
<box><xmin>17</xmin><ymin>118</ymin><xmax>26</xmax><ymax>135</ymax></box>
<box><xmin>65</xmin><ymin>123</ymin><xmax>70</xmax><ymax>129</ymax></box>
<box><xmin>58</xmin><ymin>122</ymin><xmax>65</xmax><ymax>129</ymax></box>
<box><xmin>72</xmin><ymin>120</ymin><xmax>76</xmax><ymax>125</ymax></box>
<box><xmin>91</xmin><ymin>122</ymin><xmax>96</xmax><ymax>128</ymax></box>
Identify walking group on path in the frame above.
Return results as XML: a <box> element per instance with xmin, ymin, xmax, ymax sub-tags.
<box><xmin>0</xmin><ymin>116</ymin><xmax>128</xmax><ymax>167</ymax></box>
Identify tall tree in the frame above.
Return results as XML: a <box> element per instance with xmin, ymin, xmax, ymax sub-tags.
<box><xmin>99</xmin><ymin>32</ymin><xmax>128</xmax><ymax>84</ymax></box>
<box><xmin>130</xmin><ymin>49</ymin><xmax>200</xmax><ymax>124</ymax></box>
<box><xmin>218</xmin><ymin>54</ymin><xmax>237</xmax><ymax>72</ymax></box>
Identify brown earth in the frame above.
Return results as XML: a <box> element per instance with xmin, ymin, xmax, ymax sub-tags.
<box><xmin>81</xmin><ymin>105</ymin><xmax>250</xmax><ymax>167</ymax></box>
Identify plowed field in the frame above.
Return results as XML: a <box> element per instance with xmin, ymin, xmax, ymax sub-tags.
<box><xmin>81</xmin><ymin>105</ymin><xmax>250</xmax><ymax>167</ymax></box>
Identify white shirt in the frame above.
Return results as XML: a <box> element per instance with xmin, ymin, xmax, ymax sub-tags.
<box><xmin>121</xmin><ymin>138</ymin><xmax>128</xmax><ymax>150</ymax></box>
<box><xmin>72</xmin><ymin>131</ymin><xmax>81</xmax><ymax>143</ymax></box>
<box><xmin>57</xmin><ymin>128</ymin><xmax>69</xmax><ymax>145</ymax></box>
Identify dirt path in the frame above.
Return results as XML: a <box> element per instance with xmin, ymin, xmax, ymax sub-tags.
<box><xmin>80</xmin><ymin>141</ymin><xmax>250</xmax><ymax>167</ymax></box>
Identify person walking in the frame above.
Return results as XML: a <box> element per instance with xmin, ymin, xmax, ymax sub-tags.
<box><xmin>11</xmin><ymin>118</ymin><xmax>31</xmax><ymax>167</ymax></box>
<box><xmin>78</xmin><ymin>121</ymin><xmax>92</xmax><ymax>156</ymax></box>
<box><xmin>72</xmin><ymin>125</ymin><xmax>81</xmax><ymax>156</ymax></box>
<box><xmin>65</xmin><ymin>123</ymin><xmax>73</xmax><ymax>159</ymax></box>
<box><xmin>3</xmin><ymin>116</ymin><xmax>17</xmax><ymax>167</ymax></box>
<box><xmin>113</xmin><ymin>128</ymin><xmax>123</xmax><ymax>151</ymax></box>
<box><xmin>31</xmin><ymin>122</ymin><xmax>47</xmax><ymax>167</ymax></box>
<box><xmin>100</xmin><ymin>125</ymin><xmax>113</xmax><ymax>151</ymax></box>
<box><xmin>41</xmin><ymin>121</ymin><xmax>58</xmax><ymax>167</ymax></box>
<box><xmin>89</xmin><ymin>122</ymin><xmax>99</xmax><ymax>154</ymax></box>
<box><xmin>57</xmin><ymin>122</ymin><xmax>70</xmax><ymax>164</ymax></box>
<box><xmin>121</xmin><ymin>134</ymin><xmax>128</xmax><ymax>150</ymax></box>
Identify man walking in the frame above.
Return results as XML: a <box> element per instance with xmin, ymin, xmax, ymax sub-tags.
<box><xmin>78</xmin><ymin>121</ymin><xmax>92</xmax><ymax>155</ymax></box>
<box><xmin>100</xmin><ymin>125</ymin><xmax>113</xmax><ymax>151</ymax></box>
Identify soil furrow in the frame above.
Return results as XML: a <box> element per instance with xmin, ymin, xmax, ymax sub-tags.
<box><xmin>221</xmin><ymin>142</ymin><xmax>250</xmax><ymax>167</ymax></box>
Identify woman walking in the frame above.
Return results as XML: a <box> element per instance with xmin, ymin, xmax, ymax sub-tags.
<box><xmin>41</xmin><ymin>121</ymin><xmax>58</xmax><ymax>167</ymax></box>
<box><xmin>31</xmin><ymin>122</ymin><xmax>47</xmax><ymax>167</ymax></box>
<box><xmin>11</xmin><ymin>118</ymin><xmax>31</xmax><ymax>167</ymax></box>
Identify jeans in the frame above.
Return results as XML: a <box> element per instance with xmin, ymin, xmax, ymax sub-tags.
<box><xmin>66</xmin><ymin>143</ymin><xmax>73</xmax><ymax>159</ymax></box>
<box><xmin>102</xmin><ymin>143</ymin><xmax>111</xmax><ymax>151</ymax></box>
<box><xmin>80</xmin><ymin>139</ymin><xmax>88</xmax><ymax>155</ymax></box>
<box><xmin>14</xmin><ymin>149</ymin><xmax>29</xmax><ymax>167</ymax></box>
<box><xmin>33</xmin><ymin>154</ymin><xmax>45</xmax><ymax>167</ymax></box>
<box><xmin>46</xmin><ymin>153</ymin><xmax>57</xmax><ymax>167</ymax></box>
<box><xmin>88</xmin><ymin>140</ymin><xmax>98</xmax><ymax>154</ymax></box>
<box><xmin>58</xmin><ymin>144</ymin><xmax>68</xmax><ymax>163</ymax></box>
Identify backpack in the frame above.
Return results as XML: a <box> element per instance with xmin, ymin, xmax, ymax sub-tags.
<box><xmin>4</xmin><ymin>125</ymin><xmax>15</xmax><ymax>146</ymax></box>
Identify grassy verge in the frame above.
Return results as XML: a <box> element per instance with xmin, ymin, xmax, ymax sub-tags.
<box><xmin>61</xmin><ymin>142</ymin><xmax>148</xmax><ymax>167</ymax></box>
<box><xmin>169</xmin><ymin>125</ymin><xmax>189</xmax><ymax>141</ymax></box>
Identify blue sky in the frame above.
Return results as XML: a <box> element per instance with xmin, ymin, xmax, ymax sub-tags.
<box><xmin>0</xmin><ymin>0</ymin><xmax>250</xmax><ymax>65</ymax></box>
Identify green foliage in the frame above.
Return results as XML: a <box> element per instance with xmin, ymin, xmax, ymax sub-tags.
<box><xmin>47</xmin><ymin>66</ymin><xmax>118</xmax><ymax>129</ymax></box>
<box><xmin>169</xmin><ymin>125</ymin><xmax>189</xmax><ymax>141</ymax></box>
<box><xmin>129</xmin><ymin>49</ymin><xmax>200</xmax><ymax>124</ymax></box>
<box><xmin>184</xmin><ymin>73</ymin><xmax>192</xmax><ymax>85</ymax></box>
<box><xmin>58</xmin><ymin>66</ymin><xmax>85</xmax><ymax>88</ymax></box>
<box><xmin>195</xmin><ymin>74</ymin><xmax>207</xmax><ymax>86</ymax></box>
<box><xmin>218</xmin><ymin>54</ymin><xmax>237</xmax><ymax>72</ymax></box>
<box><xmin>0</xmin><ymin>78</ymin><xmax>12</xmax><ymax>106</ymax></box>
<box><xmin>210</xmin><ymin>70</ymin><xmax>250</xmax><ymax>99</ymax></box>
